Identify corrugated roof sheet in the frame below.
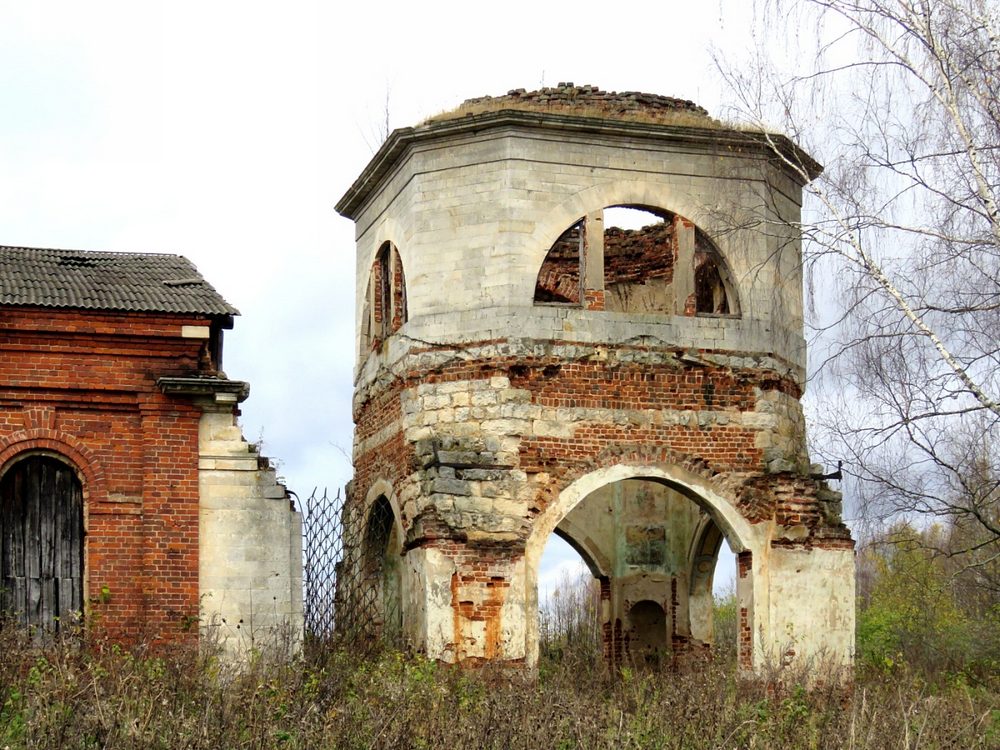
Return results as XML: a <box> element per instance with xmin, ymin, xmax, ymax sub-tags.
<box><xmin>0</xmin><ymin>246</ymin><xmax>239</xmax><ymax>316</ymax></box>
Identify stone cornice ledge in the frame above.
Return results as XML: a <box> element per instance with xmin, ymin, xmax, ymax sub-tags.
<box><xmin>335</xmin><ymin>109</ymin><xmax>823</xmax><ymax>219</ymax></box>
<box><xmin>157</xmin><ymin>376</ymin><xmax>250</xmax><ymax>404</ymax></box>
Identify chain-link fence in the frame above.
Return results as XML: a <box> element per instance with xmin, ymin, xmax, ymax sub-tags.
<box><xmin>302</xmin><ymin>488</ymin><xmax>402</xmax><ymax>653</ymax></box>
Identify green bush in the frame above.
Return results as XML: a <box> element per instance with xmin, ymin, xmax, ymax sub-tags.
<box><xmin>856</xmin><ymin>523</ymin><xmax>1000</xmax><ymax>683</ymax></box>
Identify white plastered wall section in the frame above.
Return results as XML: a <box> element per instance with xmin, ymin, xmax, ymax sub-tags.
<box><xmin>351</xmin><ymin>127</ymin><xmax>807</xmax><ymax>384</ymax></box>
<box><xmin>198</xmin><ymin>408</ymin><xmax>304</xmax><ymax>654</ymax></box>
<box><xmin>402</xmin><ymin>546</ymin><xmax>457</xmax><ymax>661</ymax></box>
<box><xmin>766</xmin><ymin>545</ymin><xmax>856</xmax><ymax>671</ymax></box>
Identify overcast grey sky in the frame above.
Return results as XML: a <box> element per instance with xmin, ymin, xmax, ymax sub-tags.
<box><xmin>1</xmin><ymin>0</ymin><xmax>774</xmax><ymax>594</ymax></box>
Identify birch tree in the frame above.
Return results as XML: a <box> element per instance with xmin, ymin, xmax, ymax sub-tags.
<box><xmin>718</xmin><ymin>0</ymin><xmax>1000</xmax><ymax>565</ymax></box>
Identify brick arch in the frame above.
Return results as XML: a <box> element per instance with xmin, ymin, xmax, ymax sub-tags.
<box><xmin>529</xmin><ymin>462</ymin><xmax>756</xmax><ymax>563</ymax></box>
<box><xmin>523</xmin><ymin>181</ymin><xmax>743</xmax><ymax>306</ymax></box>
<box><xmin>531</xmin><ymin>443</ymin><xmax>751</xmax><ymax>544</ymax></box>
<box><xmin>521</xmin><ymin>461</ymin><xmax>763</xmax><ymax>669</ymax></box>
<box><xmin>364</xmin><ymin>477</ymin><xmax>405</xmax><ymax>553</ymax></box>
<box><xmin>0</xmin><ymin>429</ymin><xmax>107</xmax><ymax>502</ymax></box>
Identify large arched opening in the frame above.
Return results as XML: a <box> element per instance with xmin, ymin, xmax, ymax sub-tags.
<box><xmin>526</xmin><ymin>464</ymin><xmax>759</xmax><ymax>671</ymax></box>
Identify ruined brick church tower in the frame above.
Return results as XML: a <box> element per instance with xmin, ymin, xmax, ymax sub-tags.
<box><xmin>336</xmin><ymin>85</ymin><xmax>855</xmax><ymax>672</ymax></box>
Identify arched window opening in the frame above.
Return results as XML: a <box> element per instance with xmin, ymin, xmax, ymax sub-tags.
<box><xmin>361</xmin><ymin>242</ymin><xmax>408</xmax><ymax>357</ymax></box>
<box><xmin>361</xmin><ymin>495</ymin><xmax>402</xmax><ymax>643</ymax></box>
<box><xmin>534</xmin><ymin>206</ymin><xmax>738</xmax><ymax>316</ymax></box>
<box><xmin>533</xmin><ymin>219</ymin><xmax>583</xmax><ymax>303</ymax></box>
<box><xmin>0</xmin><ymin>454</ymin><xmax>84</xmax><ymax>632</ymax></box>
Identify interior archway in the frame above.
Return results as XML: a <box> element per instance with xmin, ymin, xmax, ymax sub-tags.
<box><xmin>687</xmin><ymin>513</ymin><xmax>744</xmax><ymax>663</ymax></box>
<box><xmin>524</xmin><ymin>464</ymin><xmax>757</xmax><ymax>670</ymax></box>
<box><xmin>361</xmin><ymin>495</ymin><xmax>403</xmax><ymax>643</ymax></box>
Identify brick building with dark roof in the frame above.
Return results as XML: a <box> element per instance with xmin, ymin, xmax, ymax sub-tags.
<box><xmin>0</xmin><ymin>246</ymin><xmax>301</xmax><ymax>648</ymax></box>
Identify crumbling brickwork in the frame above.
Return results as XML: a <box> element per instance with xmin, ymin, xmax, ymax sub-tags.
<box><xmin>438</xmin><ymin>84</ymin><xmax>710</xmax><ymax>125</ymax></box>
<box><xmin>338</xmin><ymin>85</ymin><xmax>855</xmax><ymax>675</ymax></box>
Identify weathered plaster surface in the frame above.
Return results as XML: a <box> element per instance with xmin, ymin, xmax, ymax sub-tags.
<box><xmin>198</xmin><ymin>408</ymin><xmax>303</xmax><ymax>654</ymax></box>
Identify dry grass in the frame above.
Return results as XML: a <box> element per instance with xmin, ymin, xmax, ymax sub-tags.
<box><xmin>0</xmin><ymin>624</ymin><xmax>995</xmax><ymax>749</ymax></box>
<box><xmin>420</xmin><ymin>100</ymin><xmax>732</xmax><ymax>131</ymax></box>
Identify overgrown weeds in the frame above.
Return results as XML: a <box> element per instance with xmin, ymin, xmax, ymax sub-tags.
<box><xmin>0</xmin><ymin>623</ymin><xmax>994</xmax><ymax>749</ymax></box>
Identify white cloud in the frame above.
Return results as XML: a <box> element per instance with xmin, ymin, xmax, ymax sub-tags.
<box><xmin>0</xmin><ymin>0</ymin><xmax>759</xmax><ymax>511</ymax></box>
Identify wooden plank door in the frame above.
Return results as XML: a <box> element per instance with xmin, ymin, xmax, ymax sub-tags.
<box><xmin>0</xmin><ymin>456</ymin><xmax>84</xmax><ymax>631</ymax></box>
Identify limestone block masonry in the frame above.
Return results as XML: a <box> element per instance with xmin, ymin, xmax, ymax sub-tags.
<box><xmin>197</xmin><ymin>406</ymin><xmax>303</xmax><ymax>654</ymax></box>
<box><xmin>336</xmin><ymin>85</ymin><xmax>855</xmax><ymax>675</ymax></box>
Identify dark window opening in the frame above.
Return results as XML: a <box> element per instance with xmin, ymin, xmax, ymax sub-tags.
<box><xmin>376</xmin><ymin>246</ymin><xmax>391</xmax><ymax>337</ymax></box>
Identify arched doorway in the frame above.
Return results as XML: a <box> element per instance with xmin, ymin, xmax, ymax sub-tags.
<box><xmin>628</xmin><ymin>600</ymin><xmax>668</xmax><ymax>666</ymax></box>
<box><xmin>0</xmin><ymin>454</ymin><xmax>84</xmax><ymax>631</ymax></box>
<box><xmin>525</xmin><ymin>464</ymin><xmax>758</xmax><ymax>671</ymax></box>
<box><xmin>361</xmin><ymin>495</ymin><xmax>403</xmax><ymax>643</ymax></box>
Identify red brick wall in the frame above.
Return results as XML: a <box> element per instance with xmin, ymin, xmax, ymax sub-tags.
<box><xmin>0</xmin><ymin>306</ymin><xmax>220</xmax><ymax>642</ymax></box>
<box><xmin>534</xmin><ymin>222</ymin><xmax>677</xmax><ymax>304</ymax></box>
<box><xmin>604</xmin><ymin>223</ymin><xmax>674</xmax><ymax>286</ymax></box>
<box><xmin>351</xmin><ymin>378</ymin><xmax>412</xmax><ymax>519</ymax></box>
<box><xmin>534</xmin><ymin>224</ymin><xmax>582</xmax><ymax>303</ymax></box>
<box><xmin>350</xmin><ymin>346</ymin><xmax>852</xmax><ymax>550</ymax></box>
<box><xmin>351</xmin><ymin>348</ymin><xmax>801</xmax><ymax>531</ymax></box>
